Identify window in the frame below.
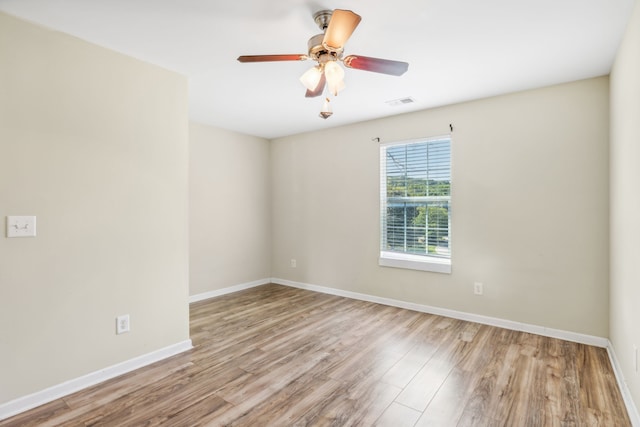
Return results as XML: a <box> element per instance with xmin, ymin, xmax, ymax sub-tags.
<box><xmin>379</xmin><ymin>136</ymin><xmax>451</xmax><ymax>273</ymax></box>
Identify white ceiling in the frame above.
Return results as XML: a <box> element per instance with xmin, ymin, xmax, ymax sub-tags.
<box><xmin>0</xmin><ymin>0</ymin><xmax>634</xmax><ymax>139</ymax></box>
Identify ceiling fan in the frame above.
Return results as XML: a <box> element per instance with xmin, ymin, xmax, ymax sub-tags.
<box><xmin>237</xmin><ymin>9</ymin><xmax>409</xmax><ymax>119</ymax></box>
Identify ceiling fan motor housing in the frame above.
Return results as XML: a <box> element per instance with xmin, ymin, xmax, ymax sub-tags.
<box><xmin>307</xmin><ymin>33</ymin><xmax>341</xmax><ymax>63</ymax></box>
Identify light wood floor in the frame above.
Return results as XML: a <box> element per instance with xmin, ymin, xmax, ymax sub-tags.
<box><xmin>1</xmin><ymin>284</ymin><xmax>630</xmax><ymax>426</ymax></box>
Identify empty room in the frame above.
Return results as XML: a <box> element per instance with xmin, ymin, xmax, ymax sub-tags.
<box><xmin>1</xmin><ymin>0</ymin><xmax>640</xmax><ymax>425</ymax></box>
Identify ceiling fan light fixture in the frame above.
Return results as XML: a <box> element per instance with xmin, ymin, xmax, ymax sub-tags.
<box><xmin>324</xmin><ymin>60</ymin><xmax>345</xmax><ymax>96</ymax></box>
<box><xmin>300</xmin><ymin>65</ymin><xmax>323</xmax><ymax>91</ymax></box>
<box><xmin>237</xmin><ymin>8</ymin><xmax>409</xmax><ymax>119</ymax></box>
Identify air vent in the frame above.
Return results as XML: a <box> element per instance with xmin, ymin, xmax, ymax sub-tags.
<box><xmin>385</xmin><ymin>97</ymin><xmax>416</xmax><ymax>107</ymax></box>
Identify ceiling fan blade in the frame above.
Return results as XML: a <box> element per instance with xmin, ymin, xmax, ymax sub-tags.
<box><xmin>323</xmin><ymin>9</ymin><xmax>361</xmax><ymax>50</ymax></box>
<box><xmin>305</xmin><ymin>73</ymin><xmax>326</xmax><ymax>98</ymax></box>
<box><xmin>343</xmin><ymin>55</ymin><xmax>409</xmax><ymax>76</ymax></box>
<box><xmin>237</xmin><ymin>54</ymin><xmax>306</xmax><ymax>63</ymax></box>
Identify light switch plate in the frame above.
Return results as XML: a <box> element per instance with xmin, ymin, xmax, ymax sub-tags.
<box><xmin>7</xmin><ymin>216</ymin><xmax>37</xmax><ymax>237</ymax></box>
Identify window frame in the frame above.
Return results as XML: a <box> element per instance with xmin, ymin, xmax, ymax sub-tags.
<box><xmin>379</xmin><ymin>135</ymin><xmax>452</xmax><ymax>274</ymax></box>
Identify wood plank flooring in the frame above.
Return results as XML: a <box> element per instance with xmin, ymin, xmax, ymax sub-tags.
<box><xmin>1</xmin><ymin>284</ymin><xmax>631</xmax><ymax>426</ymax></box>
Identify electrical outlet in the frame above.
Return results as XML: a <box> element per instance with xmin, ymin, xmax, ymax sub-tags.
<box><xmin>291</xmin><ymin>259</ymin><xmax>297</xmax><ymax>268</ymax></box>
<box><xmin>116</xmin><ymin>314</ymin><xmax>130</xmax><ymax>335</ymax></box>
<box><xmin>473</xmin><ymin>282</ymin><xmax>483</xmax><ymax>295</ymax></box>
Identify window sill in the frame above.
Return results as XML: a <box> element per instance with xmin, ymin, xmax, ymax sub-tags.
<box><xmin>379</xmin><ymin>251</ymin><xmax>451</xmax><ymax>274</ymax></box>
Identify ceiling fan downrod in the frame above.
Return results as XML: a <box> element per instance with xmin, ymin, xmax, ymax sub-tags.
<box><xmin>313</xmin><ymin>10</ymin><xmax>333</xmax><ymax>31</ymax></box>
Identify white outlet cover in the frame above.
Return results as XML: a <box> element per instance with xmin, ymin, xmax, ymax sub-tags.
<box><xmin>7</xmin><ymin>216</ymin><xmax>37</xmax><ymax>237</ymax></box>
<box><xmin>116</xmin><ymin>314</ymin><xmax>130</xmax><ymax>335</ymax></box>
<box><xmin>474</xmin><ymin>282</ymin><xmax>483</xmax><ymax>295</ymax></box>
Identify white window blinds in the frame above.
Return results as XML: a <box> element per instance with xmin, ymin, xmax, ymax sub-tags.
<box><xmin>380</xmin><ymin>136</ymin><xmax>451</xmax><ymax>264</ymax></box>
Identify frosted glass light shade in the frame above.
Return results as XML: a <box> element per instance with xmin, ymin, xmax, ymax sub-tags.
<box><xmin>328</xmin><ymin>79</ymin><xmax>345</xmax><ymax>96</ymax></box>
<box><xmin>324</xmin><ymin>61</ymin><xmax>345</xmax><ymax>96</ymax></box>
<box><xmin>300</xmin><ymin>66</ymin><xmax>323</xmax><ymax>91</ymax></box>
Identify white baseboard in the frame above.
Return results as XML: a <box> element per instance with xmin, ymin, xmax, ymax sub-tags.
<box><xmin>0</xmin><ymin>339</ymin><xmax>193</xmax><ymax>422</ymax></box>
<box><xmin>607</xmin><ymin>343</ymin><xmax>640</xmax><ymax>426</ymax></box>
<box><xmin>271</xmin><ymin>278</ymin><xmax>608</xmax><ymax>347</ymax></box>
<box><xmin>189</xmin><ymin>278</ymin><xmax>270</xmax><ymax>303</ymax></box>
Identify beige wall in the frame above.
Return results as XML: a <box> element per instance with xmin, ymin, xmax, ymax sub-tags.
<box><xmin>0</xmin><ymin>12</ymin><xmax>190</xmax><ymax>404</ymax></box>
<box><xmin>610</xmin><ymin>0</ymin><xmax>640</xmax><ymax>411</ymax></box>
<box><xmin>189</xmin><ymin>123</ymin><xmax>271</xmax><ymax>295</ymax></box>
<box><xmin>271</xmin><ymin>77</ymin><xmax>610</xmax><ymax>337</ymax></box>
